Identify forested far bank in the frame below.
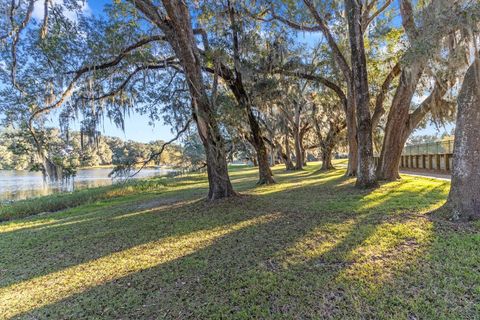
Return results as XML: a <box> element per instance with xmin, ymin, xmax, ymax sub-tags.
<box><xmin>0</xmin><ymin>127</ymin><xmax>201</xmax><ymax>172</ymax></box>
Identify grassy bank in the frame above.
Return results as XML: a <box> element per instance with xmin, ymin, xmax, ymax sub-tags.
<box><xmin>0</xmin><ymin>178</ymin><xmax>170</xmax><ymax>222</ymax></box>
<box><xmin>1</xmin><ymin>163</ymin><xmax>479</xmax><ymax>319</ymax></box>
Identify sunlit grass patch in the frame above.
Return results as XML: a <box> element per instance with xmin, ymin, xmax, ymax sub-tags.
<box><xmin>338</xmin><ymin>215</ymin><xmax>434</xmax><ymax>286</ymax></box>
<box><xmin>274</xmin><ymin>219</ymin><xmax>357</xmax><ymax>268</ymax></box>
<box><xmin>0</xmin><ymin>214</ymin><xmax>280</xmax><ymax>319</ymax></box>
<box><xmin>0</xmin><ymin>164</ymin><xmax>478</xmax><ymax>319</ymax></box>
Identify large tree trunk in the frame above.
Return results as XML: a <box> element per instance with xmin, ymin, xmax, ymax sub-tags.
<box><xmin>283</xmin><ymin>133</ymin><xmax>295</xmax><ymax>170</ymax></box>
<box><xmin>293</xmin><ymin>126</ymin><xmax>303</xmax><ymax>170</ymax></box>
<box><xmin>278</xmin><ymin>149</ymin><xmax>294</xmax><ymax>171</ymax></box>
<box><xmin>321</xmin><ymin>122</ymin><xmax>345</xmax><ymax>171</ymax></box>
<box><xmin>447</xmin><ymin>59</ymin><xmax>480</xmax><ymax>220</ymax></box>
<box><xmin>346</xmin><ymin>0</ymin><xmax>377</xmax><ymax>188</ymax></box>
<box><xmin>300</xmin><ymin>124</ymin><xmax>309</xmax><ymax>167</ymax></box>
<box><xmin>230</xmin><ymin>90</ymin><xmax>274</xmax><ymax>184</ymax></box>
<box><xmin>134</xmin><ymin>0</ymin><xmax>236</xmax><ymax>200</ymax></box>
<box><xmin>246</xmin><ymin>104</ymin><xmax>275</xmax><ymax>184</ymax></box>
<box><xmin>292</xmin><ymin>102</ymin><xmax>304</xmax><ymax>170</ymax></box>
<box><xmin>377</xmin><ymin>0</ymin><xmax>462</xmax><ymax>181</ymax></box>
<box><xmin>321</xmin><ymin>143</ymin><xmax>335</xmax><ymax>171</ymax></box>
<box><xmin>345</xmin><ymin>89</ymin><xmax>358</xmax><ymax>176</ymax></box>
<box><xmin>376</xmin><ymin>62</ymin><xmax>424</xmax><ymax>180</ymax></box>
<box><xmin>198</xmin><ymin>115</ymin><xmax>236</xmax><ymax>200</ymax></box>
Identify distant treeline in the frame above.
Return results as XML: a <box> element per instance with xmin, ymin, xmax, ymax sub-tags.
<box><xmin>0</xmin><ymin>128</ymin><xmax>204</xmax><ymax>171</ymax></box>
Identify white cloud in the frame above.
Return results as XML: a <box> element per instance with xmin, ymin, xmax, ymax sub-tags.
<box><xmin>32</xmin><ymin>0</ymin><xmax>91</xmax><ymax>22</ymax></box>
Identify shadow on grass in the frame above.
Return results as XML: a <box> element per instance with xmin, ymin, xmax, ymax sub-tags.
<box><xmin>1</xmin><ymin>164</ymin><xmax>478</xmax><ymax>319</ymax></box>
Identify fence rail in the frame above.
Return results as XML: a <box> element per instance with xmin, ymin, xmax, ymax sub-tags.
<box><xmin>402</xmin><ymin>139</ymin><xmax>454</xmax><ymax>156</ymax></box>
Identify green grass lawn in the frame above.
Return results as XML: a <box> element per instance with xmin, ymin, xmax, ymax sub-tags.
<box><xmin>1</xmin><ymin>162</ymin><xmax>479</xmax><ymax>319</ymax></box>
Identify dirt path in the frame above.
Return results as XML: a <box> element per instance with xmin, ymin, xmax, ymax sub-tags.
<box><xmin>333</xmin><ymin>161</ymin><xmax>451</xmax><ymax>181</ymax></box>
<box><xmin>400</xmin><ymin>169</ymin><xmax>451</xmax><ymax>181</ymax></box>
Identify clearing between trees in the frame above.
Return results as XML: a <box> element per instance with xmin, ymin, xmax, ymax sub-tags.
<box><xmin>0</xmin><ymin>162</ymin><xmax>479</xmax><ymax>319</ymax></box>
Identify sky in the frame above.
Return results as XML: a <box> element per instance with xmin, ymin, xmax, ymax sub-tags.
<box><xmin>31</xmin><ymin>0</ymin><xmax>452</xmax><ymax>143</ymax></box>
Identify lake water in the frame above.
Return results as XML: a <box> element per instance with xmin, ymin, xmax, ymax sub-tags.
<box><xmin>0</xmin><ymin>168</ymin><xmax>172</xmax><ymax>202</ymax></box>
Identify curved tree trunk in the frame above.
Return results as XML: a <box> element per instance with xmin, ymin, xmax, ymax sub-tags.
<box><xmin>320</xmin><ymin>144</ymin><xmax>335</xmax><ymax>171</ymax></box>
<box><xmin>376</xmin><ymin>0</ymin><xmax>461</xmax><ymax>181</ymax></box>
<box><xmin>447</xmin><ymin>59</ymin><xmax>480</xmax><ymax>220</ymax></box>
<box><xmin>195</xmin><ymin>105</ymin><xmax>236</xmax><ymax>200</ymax></box>
<box><xmin>376</xmin><ymin>62</ymin><xmax>424</xmax><ymax>181</ymax></box>
<box><xmin>376</xmin><ymin>69</ymin><xmax>453</xmax><ymax>182</ymax></box>
<box><xmin>224</xmin><ymin>0</ymin><xmax>274</xmax><ymax>185</ymax></box>
<box><xmin>246</xmin><ymin>105</ymin><xmax>275</xmax><ymax>184</ymax></box>
<box><xmin>376</xmin><ymin>133</ymin><xmax>406</xmax><ymax>181</ymax></box>
<box><xmin>279</xmin><ymin>150</ymin><xmax>294</xmax><ymax>171</ymax></box>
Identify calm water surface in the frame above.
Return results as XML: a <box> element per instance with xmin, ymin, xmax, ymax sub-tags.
<box><xmin>0</xmin><ymin>168</ymin><xmax>172</xmax><ymax>202</ymax></box>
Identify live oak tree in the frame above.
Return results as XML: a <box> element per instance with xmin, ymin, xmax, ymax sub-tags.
<box><xmin>310</xmin><ymin>92</ymin><xmax>346</xmax><ymax>171</ymax></box>
<box><xmin>198</xmin><ymin>0</ymin><xmax>275</xmax><ymax>184</ymax></box>
<box><xmin>345</xmin><ymin>0</ymin><xmax>377</xmax><ymax>187</ymax></box>
<box><xmin>447</xmin><ymin>58</ymin><xmax>480</xmax><ymax>220</ymax></box>
<box><xmin>376</xmin><ymin>0</ymin><xmax>479</xmax><ymax>181</ymax></box>
<box><xmin>281</xmin><ymin>81</ymin><xmax>312</xmax><ymax>170</ymax></box>
<box><xmin>265</xmin><ymin>0</ymin><xmax>394</xmax><ymax>184</ymax></box>
<box><xmin>123</xmin><ymin>0</ymin><xmax>236</xmax><ymax>199</ymax></box>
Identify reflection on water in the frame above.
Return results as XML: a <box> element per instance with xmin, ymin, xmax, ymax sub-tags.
<box><xmin>0</xmin><ymin>168</ymin><xmax>172</xmax><ymax>202</ymax></box>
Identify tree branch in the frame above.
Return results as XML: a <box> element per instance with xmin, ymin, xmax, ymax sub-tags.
<box><xmin>371</xmin><ymin>62</ymin><xmax>401</xmax><ymax>128</ymax></box>
<box><xmin>127</xmin><ymin>118</ymin><xmax>192</xmax><ymax>179</ymax></box>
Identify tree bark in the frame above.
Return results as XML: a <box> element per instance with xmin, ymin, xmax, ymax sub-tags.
<box><xmin>321</xmin><ymin>143</ymin><xmax>335</xmax><ymax>171</ymax></box>
<box><xmin>322</xmin><ymin>123</ymin><xmax>345</xmax><ymax>171</ymax></box>
<box><xmin>131</xmin><ymin>0</ymin><xmax>236</xmax><ymax>200</ymax></box>
<box><xmin>346</xmin><ymin>0</ymin><xmax>377</xmax><ymax>188</ymax></box>
<box><xmin>447</xmin><ymin>59</ymin><xmax>480</xmax><ymax>220</ymax></box>
<box><xmin>226</xmin><ymin>86</ymin><xmax>274</xmax><ymax>183</ymax></box>
<box><xmin>300</xmin><ymin>123</ymin><xmax>310</xmax><ymax>167</ymax></box>
<box><xmin>375</xmin><ymin>65</ymin><xmax>456</xmax><ymax>181</ymax></box>
<box><xmin>292</xmin><ymin>102</ymin><xmax>304</xmax><ymax>170</ymax></box>
<box><xmin>293</xmin><ymin>126</ymin><xmax>303</xmax><ymax>170</ymax></box>
<box><xmin>376</xmin><ymin>58</ymin><xmax>424</xmax><ymax>180</ymax></box>
<box><xmin>283</xmin><ymin>133</ymin><xmax>295</xmax><ymax>170</ymax></box>
<box><xmin>345</xmin><ymin>92</ymin><xmax>358</xmax><ymax>176</ymax></box>
<box><xmin>246</xmin><ymin>104</ymin><xmax>275</xmax><ymax>184</ymax></box>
